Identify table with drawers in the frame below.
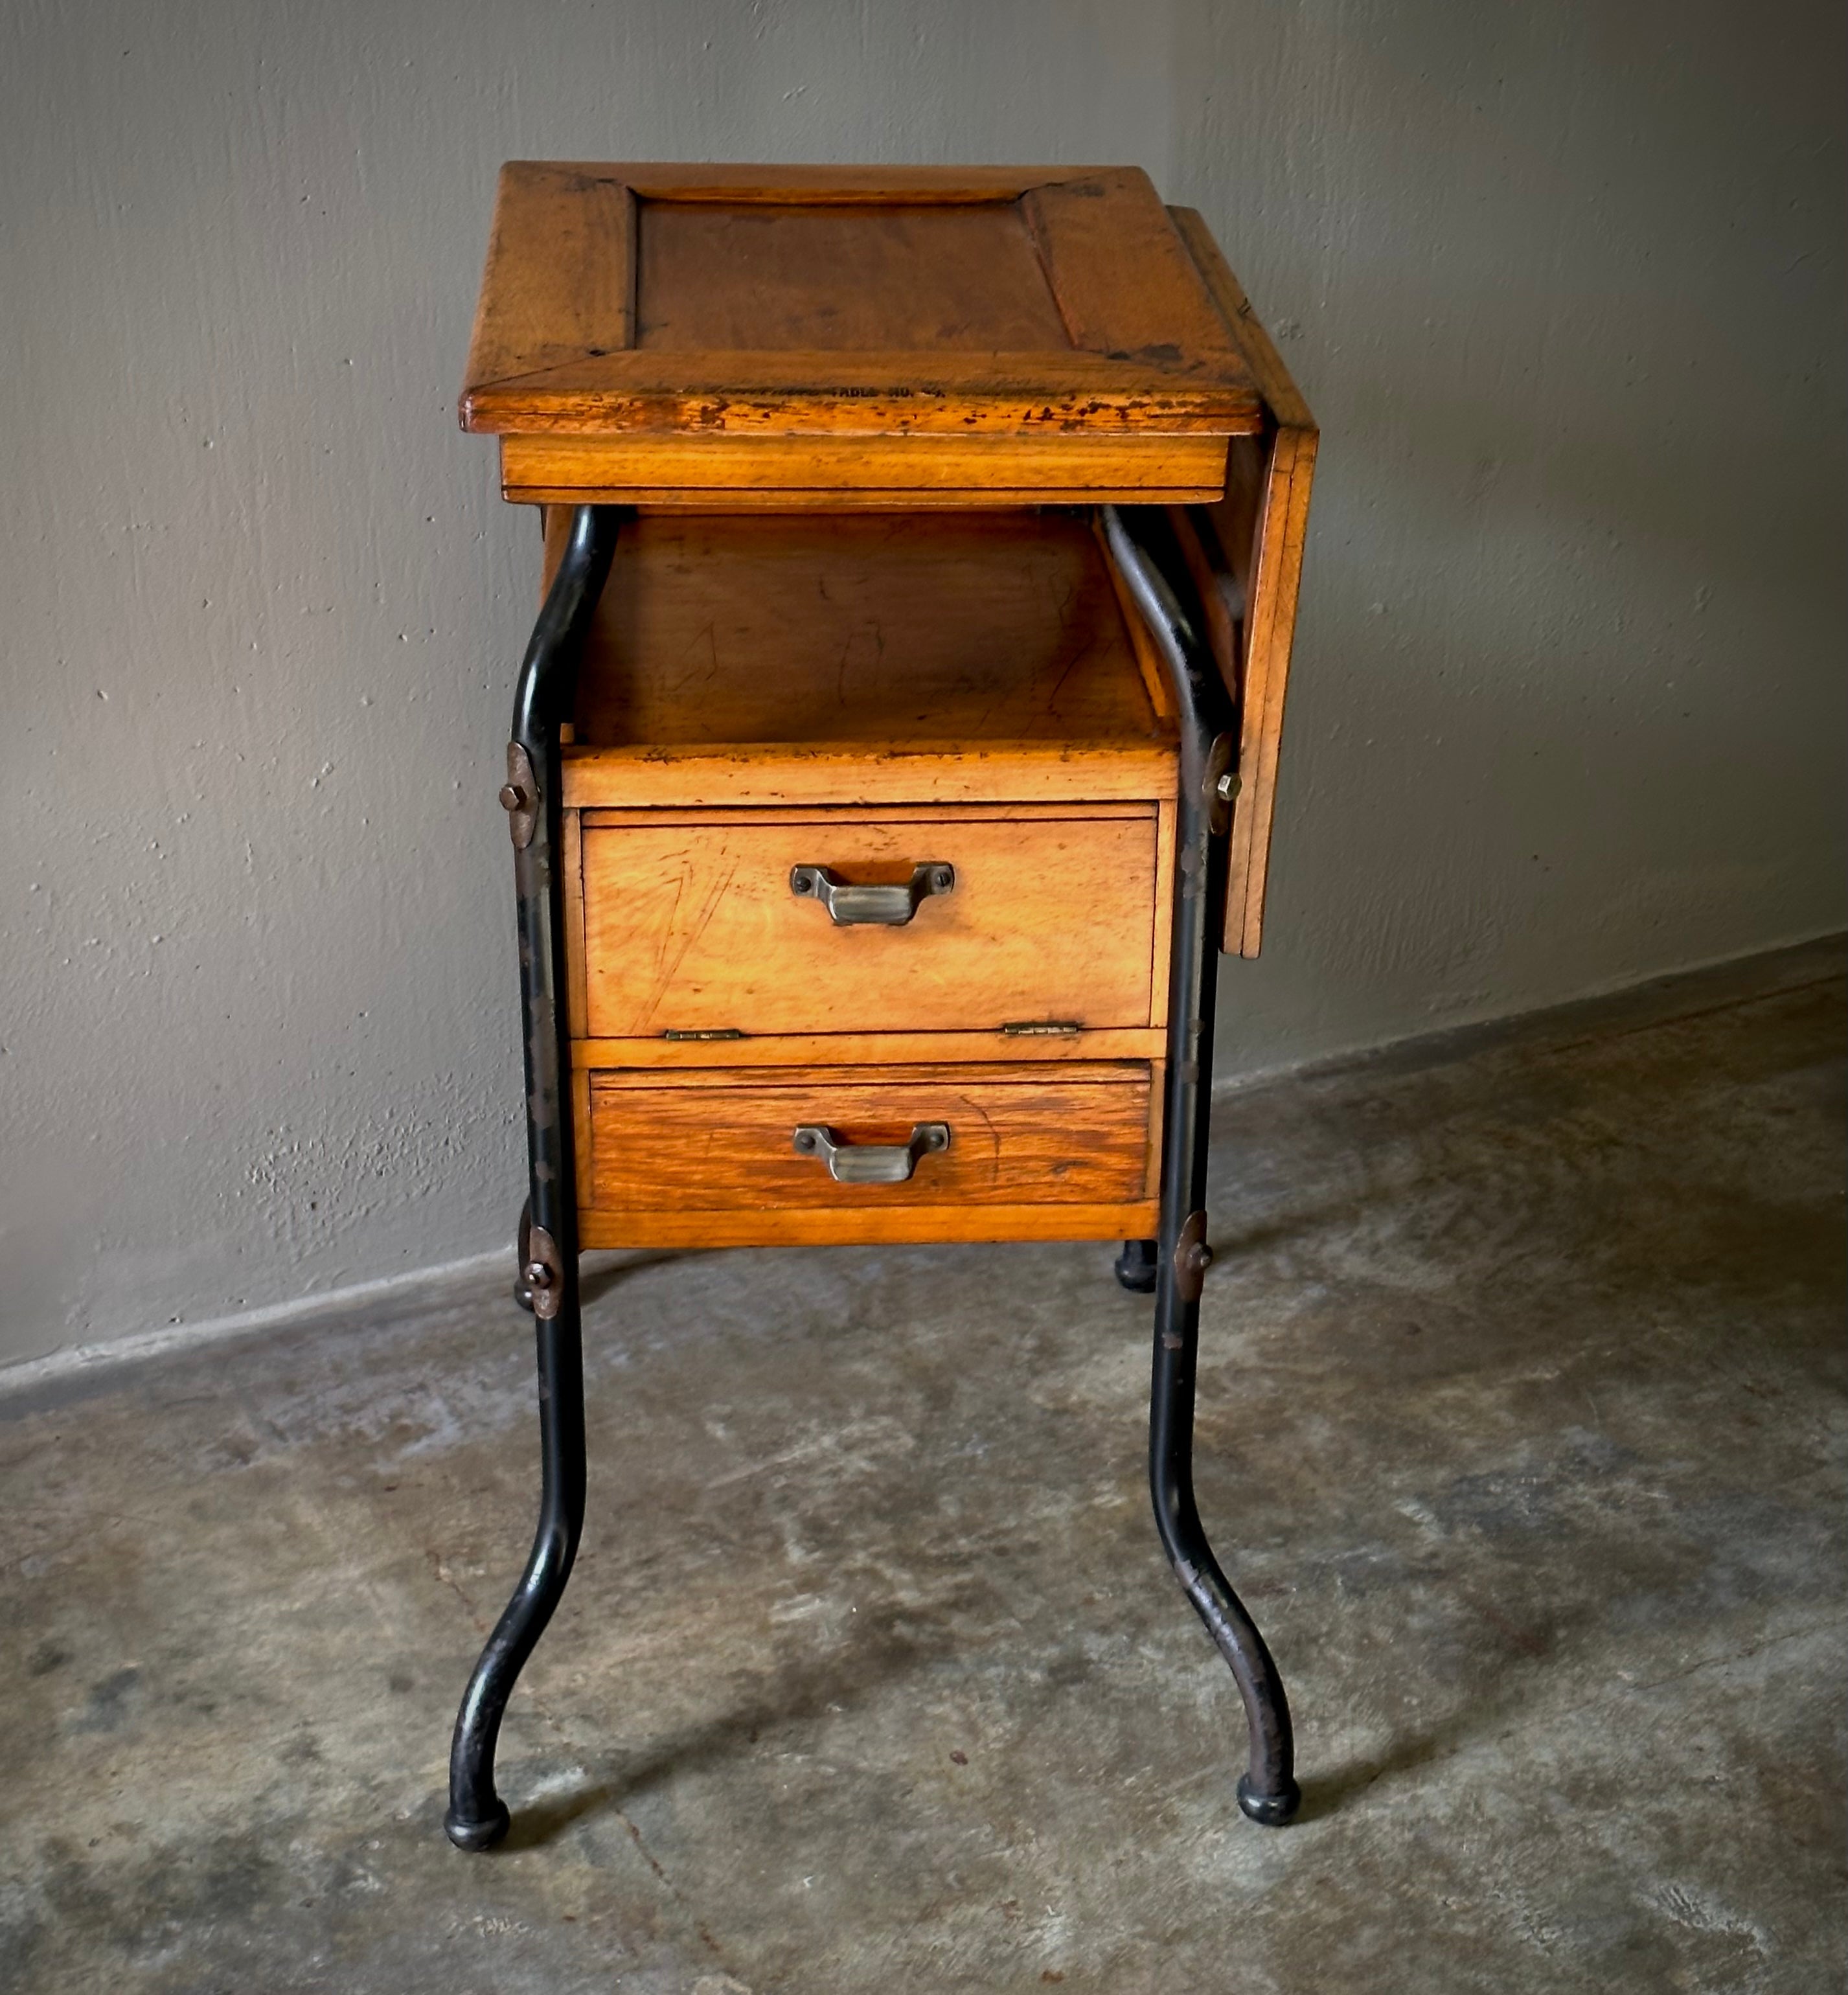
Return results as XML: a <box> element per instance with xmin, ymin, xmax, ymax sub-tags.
<box><xmin>442</xmin><ymin>163</ymin><xmax>1318</xmax><ymax>1851</ymax></box>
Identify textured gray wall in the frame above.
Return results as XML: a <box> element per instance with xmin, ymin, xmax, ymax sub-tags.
<box><xmin>4</xmin><ymin>0</ymin><xmax>1842</xmax><ymax>1365</ymax></box>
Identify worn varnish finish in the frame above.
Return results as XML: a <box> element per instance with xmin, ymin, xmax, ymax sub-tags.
<box><xmin>501</xmin><ymin>432</ymin><xmax>1232</xmax><ymax>507</ymax></box>
<box><xmin>552</xmin><ymin>510</ymin><xmax>1169</xmax><ymax>749</ymax></box>
<box><xmin>560</xmin><ymin>742</ymin><xmax>1179</xmax><ymax>810</ymax></box>
<box><xmin>448</xmin><ymin>165</ymin><xmax>1316</xmax><ymax>1854</ymax></box>
<box><xmin>578</xmin><ymin>807</ymin><xmax>1163</xmax><ymax>1042</ymax></box>
<box><xmin>463</xmin><ymin>162</ymin><xmax>1263</xmax><ymax>505</ymax></box>
<box><xmin>1167</xmin><ymin>207</ymin><xmax>1318</xmax><ymax>956</ymax></box>
<box><xmin>586</xmin><ymin>1062</ymin><xmax>1153</xmax><ymax>1214</ymax></box>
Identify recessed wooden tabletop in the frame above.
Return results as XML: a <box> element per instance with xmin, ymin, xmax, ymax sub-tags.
<box><xmin>462</xmin><ymin>162</ymin><xmax>1263</xmax><ymax>448</ymax></box>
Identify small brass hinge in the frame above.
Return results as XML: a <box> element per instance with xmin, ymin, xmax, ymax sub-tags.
<box><xmin>662</xmin><ymin>1027</ymin><xmax>746</xmax><ymax>1042</ymax></box>
<box><xmin>1001</xmin><ymin>1020</ymin><xmax>1082</xmax><ymax>1036</ymax></box>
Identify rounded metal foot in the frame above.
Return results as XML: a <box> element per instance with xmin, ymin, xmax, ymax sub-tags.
<box><xmin>1236</xmin><ymin>1773</ymin><xmax>1301</xmax><ymax>1827</ymax></box>
<box><xmin>1114</xmin><ymin>1238</ymin><xmax>1159</xmax><ymax>1293</ymax></box>
<box><xmin>444</xmin><ymin>1798</ymin><xmax>511</xmax><ymax>1852</ymax></box>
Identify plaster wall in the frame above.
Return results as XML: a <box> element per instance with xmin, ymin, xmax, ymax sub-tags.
<box><xmin>3</xmin><ymin>0</ymin><xmax>1842</xmax><ymax>1363</ymax></box>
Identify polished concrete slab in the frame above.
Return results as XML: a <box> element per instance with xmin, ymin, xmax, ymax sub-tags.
<box><xmin>3</xmin><ymin>939</ymin><xmax>1843</xmax><ymax>1994</ymax></box>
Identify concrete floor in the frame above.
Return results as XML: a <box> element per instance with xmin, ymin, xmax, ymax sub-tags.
<box><xmin>3</xmin><ymin>940</ymin><xmax>1843</xmax><ymax>1995</ymax></box>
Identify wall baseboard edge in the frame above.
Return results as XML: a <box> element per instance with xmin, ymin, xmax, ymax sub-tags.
<box><xmin>0</xmin><ymin>1246</ymin><xmax>508</xmax><ymax>1401</ymax></box>
<box><xmin>8</xmin><ymin>928</ymin><xmax>1840</xmax><ymax>1403</ymax></box>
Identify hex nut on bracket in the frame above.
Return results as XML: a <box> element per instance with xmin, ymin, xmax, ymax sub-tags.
<box><xmin>501</xmin><ymin>742</ymin><xmax>538</xmax><ymax>850</ymax></box>
<box><xmin>1172</xmin><ymin>1210</ymin><xmax>1215</xmax><ymax>1301</ymax></box>
<box><xmin>523</xmin><ymin>1223</ymin><xmax>565</xmax><ymax>1319</ymax></box>
<box><xmin>1205</xmin><ymin>735</ymin><xmax>1238</xmax><ymax>834</ymax></box>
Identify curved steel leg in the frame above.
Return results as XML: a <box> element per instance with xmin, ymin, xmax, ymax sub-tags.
<box><xmin>1102</xmin><ymin>506</ymin><xmax>1301</xmax><ymax>1827</ymax></box>
<box><xmin>445</xmin><ymin>505</ymin><xmax>623</xmax><ymax>1852</ymax></box>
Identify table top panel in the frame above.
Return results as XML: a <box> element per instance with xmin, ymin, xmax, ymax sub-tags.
<box><xmin>462</xmin><ymin>163</ymin><xmax>1263</xmax><ymax>440</ymax></box>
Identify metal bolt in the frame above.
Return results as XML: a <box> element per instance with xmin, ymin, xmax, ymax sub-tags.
<box><xmin>524</xmin><ymin>1261</ymin><xmax>553</xmax><ymax>1290</ymax></box>
<box><xmin>499</xmin><ymin>782</ymin><xmax>531</xmax><ymax>814</ymax></box>
<box><xmin>1182</xmin><ymin>1240</ymin><xmax>1215</xmax><ymax>1279</ymax></box>
<box><xmin>1215</xmin><ymin>771</ymin><xmax>1240</xmax><ymax>803</ymax></box>
<box><xmin>792</xmin><ymin>872</ymin><xmax>812</xmax><ymax>894</ymax></box>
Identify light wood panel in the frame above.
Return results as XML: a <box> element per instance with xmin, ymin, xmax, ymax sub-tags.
<box><xmin>501</xmin><ymin>433</ymin><xmax>1227</xmax><ymax>506</ymax></box>
<box><xmin>578</xmin><ymin>1202</ymin><xmax>1159</xmax><ymax>1250</ymax></box>
<box><xmin>1022</xmin><ymin>177</ymin><xmax>1233</xmax><ymax>358</ymax></box>
<box><xmin>636</xmin><ymin>200</ymin><xmax>1074</xmax><ymax>352</ymax></box>
<box><xmin>570</xmin><ymin>1027</ymin><xmax>1167</xmax><ymax>1070</ymax></box>
<box><xmin>562</xmin><ymin>804</ymin><xmax>588</xmax><ymax>1040</ymax></box>
<box><xmin>466</xmin><ymin>163</ymin><xmax>635</xmax><ymax>394</ymax></box>
<box><xmin>553</xmin><ymin>510</ymin><xmax>1170</xmax><ymax>751</ymax></box>
<box><xmin>481</xmin><ymin>352</ymin><xmax>1251</xmax><ymax>434</ymax></box>
<box><xmin>585</xmin><ymin>1062</ymin><xmax>1153</xmax><ymax>1211</ymax></box>
<box><xmin>578</xmin><ymin>808</ymin><xmax>1159</xmax><ymax>1038</ymax></box>
<box><xmin>461</xmin><ymin>161</ymin><xmax>1263</xmax><ymax>490</ymax></box>
<box><xmin>560</xmin><ymin>744</ymin><xmax>1176</xmax><ymax>810</ymax></box>
<box><xmin>1149</xmin><ymin>801</ymin><xmax>1177</xmax><ymax>1008</ymax></box>
<box><xmin>1167</xmin><ymin>207</ymin><xmax>1319</xmax><ymax>957</ymax></box>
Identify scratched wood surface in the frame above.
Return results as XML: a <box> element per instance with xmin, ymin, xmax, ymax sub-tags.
<box><xmin>462</xmin><ymin>161</ymin><xmax>1261</xmax><ymax>502</ymax></box>
<box><xmin>585</xmin><ymin>1061</ymin><xmax>1153</xmax><ymax>1211</ymax></box>
<box><xmin>553</xmin><ymin>509</ymin><xmax>1169</xmax><ymax>749</ymax></box>
<box><xmin>1167</xmin><ymin>207</ymin><xmax>1318</xmax><ymax>957</ymax></box>
<box><xmin>500</xmin><ymin>432</ymin><xmax>1229</xmax><ymax>506</ymax></box>
<box><xmin>576</xmin><ymin>1200</ymin><xmax>1161</xmax><ymax>1250</ymax></box>
<box><xmin>578</xmin><ymin>808</ymin><xmax>1162</xmax><ymax>1039</ymax></box>
<box><xmin>569</xmin><ymin>1027</ymin><xmax>1167</xmax><ymax>1069</ymax></box>
<box><xmin>559</xmin><ymin>744</ymin><xmax>1177</xmax><ymax>810</ymax></box>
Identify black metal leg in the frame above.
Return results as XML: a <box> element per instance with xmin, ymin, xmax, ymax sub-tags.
<box><xmin>445</xmin><ymin>505</ymin><xmax>622</xmax><ymax>1852</ymax></box>
<box><xmin>1114</xmin><ymin>1237</ymin><xmax>1159</xmax><ymax>1292</ymax></box>
<box><xmin>1102</xmin><ymin>506</ymin><xmax>1301</xmax><ymax>1828</ymax></box>
<box><xmin>514</xmin><ymin>1198</ymin><xmax>535</xmax><ymax>1312</ymax></box>
<box><xmin>444</xmin><ymin>1314</ymin><xmax>586</xmax><ymax>1849</ymax></box>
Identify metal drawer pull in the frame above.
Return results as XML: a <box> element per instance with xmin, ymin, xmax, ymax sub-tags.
<box><xmin>791</xmin><ymin>1122</ymin><xmax>951</xmax><ymax>1184</ymax></box>
<box><xmin>789</xmin><ymin>862</ymin><xmax>954</xmax><ymax>926</ymax></box>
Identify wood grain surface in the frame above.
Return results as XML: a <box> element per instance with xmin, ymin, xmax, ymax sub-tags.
<box><xmin>578</xmin><ymin>808</ymin><xmax>1162</xmax><ymax>1038</ymax></box>
<box><xmin>576</xmin><ymin>1201</ymin><xmax>1161</xmax><ymax>1250</ymax></box>
<box><xmin>461</xmin><ymin>161</ymin><xmax>1262</xmax><ymax>490</ymax></box>
<box><xmin>569</xmin><ymin>1027</ymin><xmax>1167</xmax><ymax>1071</ymax></box>
<box><xmin>585</xmin><ymin>1061</ymin><xmax>1153</xmax><ymax>1211</ymax></box>
<box><xmin>499</xmin><ymin>432</ymin><xmax>1227</xmax><ymax>505</ymax></box>
<box><xmin>1168</xmin><ymin>207</ymin><xmax>1318</xmax><ymax>956</ymax></box>
<box><xmin>553</xmin><ymin>509</ymin><xmax>1170</xmax><ymax>749</ymax></box>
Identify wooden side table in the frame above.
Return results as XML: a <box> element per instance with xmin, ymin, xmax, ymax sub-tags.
<box><xmin>444</xmin><ymin>163</ymin><xmax>1318</xmax><ymax>1851</ymax></box>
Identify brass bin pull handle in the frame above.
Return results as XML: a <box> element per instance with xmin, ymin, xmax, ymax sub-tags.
<box><xmin>789</xmin><ymin>862</ymin><xmax>955</xmax><ymax>926</ymax></box>
<box><xmin>792</xmin><ymin>1123</ymin><xmax>951</xmax><ymax>1185</ymax></box>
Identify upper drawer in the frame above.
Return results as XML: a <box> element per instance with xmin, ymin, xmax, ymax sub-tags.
<box><xmin>578</xmin><ymin>806</ymin><xmax>1162</xmax><ymax>1040</ymax></box>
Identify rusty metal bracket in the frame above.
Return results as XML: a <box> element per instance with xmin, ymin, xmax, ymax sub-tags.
<box><xmin>1172</xmin><ymin>1210</ymin><xmax>1214</xmax><ymax>1304</ymax></box>
<box><xmin>499</xmin><ymin>742</ymin><xmax>538</xmax><ymax>850</ymax></box>
<box><xmin>522</xmin><ymin>1223</ymin><xmax>564</xmax><ymax>1321</ymax></box>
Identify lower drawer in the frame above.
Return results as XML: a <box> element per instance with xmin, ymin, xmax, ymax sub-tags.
<box><xmin>580</xmin><ymin>1062</ymin><xmax>1159</xmax><ymax>1248</ymax></box>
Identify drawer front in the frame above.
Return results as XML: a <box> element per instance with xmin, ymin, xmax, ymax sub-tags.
<box><xmin>586</xmin><ymin>1063</ymin><xmax>1153</xmax><ymax>1212</ymax></box>
<box><xmin>579</xmin><ymin>808</ymin><xmax>1159</xmax><ymax>1039</ymax></box>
